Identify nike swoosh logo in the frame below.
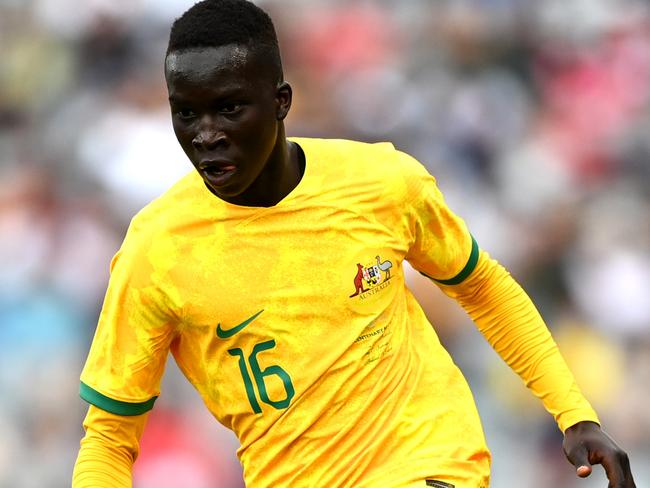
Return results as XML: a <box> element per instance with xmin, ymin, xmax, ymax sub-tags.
<box><xmin>216</xmin><ymin>309</ymin><xmax>264</xmax><ymax>339</ymax></box>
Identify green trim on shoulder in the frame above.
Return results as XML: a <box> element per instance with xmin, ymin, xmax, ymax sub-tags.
<box><xmin>429</xmin><ymin>235</ymin><xmax>480</xmax><ymax>286</ymax></box>
<box><xmin>79</xmin><ymin>382</ymin><xmax>157</xmax><ymax>416</ymax></box>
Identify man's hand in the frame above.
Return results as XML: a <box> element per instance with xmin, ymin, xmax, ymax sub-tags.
<box><xmin>563</xmin><ymin>421</ymin><xmax>635</xmax><ymax>487</ymax></box>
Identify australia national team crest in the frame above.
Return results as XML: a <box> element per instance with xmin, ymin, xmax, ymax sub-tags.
<box><xmin>349</xmin><ymin>255</ymin><xmax>393</xmax><ymax>298</ymax></box>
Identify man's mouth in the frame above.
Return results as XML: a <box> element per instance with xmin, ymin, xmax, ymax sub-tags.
<box><xmin>205</xmin><ymin>166</ymin><xmax>235</xmax><ymax>176</ymax></box>
<box><xmin>199</xmin><ymin>160</ymin><xmax>237</xmax><ymax>187</ymax></box>
<box><xmin>199</xmin><ymin>160</ymin><xmax>236</xmax><ymax>172</ymax></box>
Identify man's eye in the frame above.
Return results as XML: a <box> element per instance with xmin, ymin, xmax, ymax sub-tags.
<box><xmin>176</xmin><ymin>109</ymin><xmax>196</xmax><ymax>119</ymax></box>
<box><xmin>221</xmin><ymin>103</ymin><xmax>242</xmax><ymax>114</ymax></box>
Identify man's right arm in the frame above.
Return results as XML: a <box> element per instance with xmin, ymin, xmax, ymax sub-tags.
<box><xmin>72</xmin><ymin>405</ymin><xmax>149</xmax><ymax>487</ymax></box>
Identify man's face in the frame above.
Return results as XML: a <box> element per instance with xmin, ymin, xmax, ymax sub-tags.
<box><xmin>165</xmin><ymin>45</ymin><xmax>289</xmax><ymax>203</ymax></box>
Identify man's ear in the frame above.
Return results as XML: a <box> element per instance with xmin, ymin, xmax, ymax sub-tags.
<box><xmin>276</xmin><ymin>81</ymin><xmax>292</xmax><ymax>121</ymax></box>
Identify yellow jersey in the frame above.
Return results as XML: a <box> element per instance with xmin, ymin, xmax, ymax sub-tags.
<box><xmin>81</xmin><ymin>138</ymin><xmax>491</xmax><ymax>487</ymax></box>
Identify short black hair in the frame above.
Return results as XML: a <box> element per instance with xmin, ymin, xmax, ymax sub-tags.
<box><xmin>167</xmin><ymin>0</ymin><xmax>283</xmax><ymax>81</ymax></box>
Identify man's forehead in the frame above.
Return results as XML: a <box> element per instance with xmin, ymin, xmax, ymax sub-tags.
<box><xmin>165</xmin><ymin>45</ymin><xmax>252</xmax><ymax>77</ymax></box>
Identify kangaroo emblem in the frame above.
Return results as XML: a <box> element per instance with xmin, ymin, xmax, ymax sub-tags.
<box><xmin>349</xmin><ymin>263</ymin><xmax>370</xmax><ymax>297</ymax></box>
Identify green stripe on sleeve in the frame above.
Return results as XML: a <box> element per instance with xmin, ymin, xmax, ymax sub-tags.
<box><xmin>80</xmin><ymin>382</ymin><xmax>157</xmax><ymax>416</ymax></box>
<box><xmin>424</xmin><ymin>235</ymin><xmax>479</xmax><ymax>286</ymax></box>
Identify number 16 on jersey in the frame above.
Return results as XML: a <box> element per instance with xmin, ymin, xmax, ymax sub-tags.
<box><xmin>228</xmin><ymin>339</ymin><xmax>295</xmax><ymax>414</ymax></box>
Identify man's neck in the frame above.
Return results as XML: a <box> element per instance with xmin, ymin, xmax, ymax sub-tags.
<box><xmin>222</xmin><ymin>131</ymin><xmax>303</xmax><ymax>208</ymax></box>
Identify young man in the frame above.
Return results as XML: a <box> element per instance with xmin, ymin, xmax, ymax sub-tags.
<box><xmin>73</xmin><ymin>1</ymin><xmax>636</xmax><ymax>486</ymax></box>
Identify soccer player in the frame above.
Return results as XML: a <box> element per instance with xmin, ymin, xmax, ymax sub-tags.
<box><xmin>72</xmin><ymin>1</ymin><xmax>636</xmax><ymax>487</ymax></box>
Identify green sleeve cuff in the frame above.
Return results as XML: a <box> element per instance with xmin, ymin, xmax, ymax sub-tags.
<box><xmin>422</xmin><ymin>235</ymin><xmax>480</xmax><ymax>285</ymax></box>
<box><xmin>80</xmin><ymin>382</ymin><xmax>157</xmax><ymax>416</ymax></box>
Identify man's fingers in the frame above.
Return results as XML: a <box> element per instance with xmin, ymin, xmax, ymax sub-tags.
<box><xmin>576</xmin><ymin>465</ymin><xmax>592</xmax><ymax>477</ymax></box>
<box><xmin>597</xmin><ymin>449</ymin><xmax>633</xmax><ymax>488</ymax></box>
<box><xmin>563</xmin><ymin>422</ymin><xmax>635</xmax><ymax>487</ymax></box>
<box><xmin>567</xmin><ymin>444</ymin><xmax>592</xmax><ymax>478</ymax></box>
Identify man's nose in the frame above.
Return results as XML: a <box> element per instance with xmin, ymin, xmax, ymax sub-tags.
<box><xmin>192</xmin><ymin>117</ymin><xmax>227</xmax><ymax>150</ymax></box>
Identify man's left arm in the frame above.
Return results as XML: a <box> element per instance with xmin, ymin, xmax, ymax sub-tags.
<box><xmin>439</xmin><ymin>250</ymin><xmax>635</xmax><ymax>487</ymax></box>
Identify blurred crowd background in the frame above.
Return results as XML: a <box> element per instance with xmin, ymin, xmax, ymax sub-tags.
<box><xmin>1</xmin><ymin>0</ymin><xmax>649</xmax><ymax>486</ymax></box>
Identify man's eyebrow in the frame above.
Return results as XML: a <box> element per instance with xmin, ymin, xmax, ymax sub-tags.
<box><xmin>168</xmin><ymin>88</ymin><xmax>247</xmax><ymax>104</ymax></box>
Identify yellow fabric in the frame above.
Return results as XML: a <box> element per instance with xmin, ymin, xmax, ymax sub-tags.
<box><xmin>80</xmin><ymin>138</ymin><xmax>489</xmax><ymax>487</ymax></box>
<box><xmin>72</xmin><ymin>406</ymin><xmax>148</xmax><ymax>487</ymax></box>
<box><xmin>78</xmin><ymin>137</ymin><xmax>595</xmax><ymax>487</ymax></box>
<box><xmin>439</xmin><ymin>251</ymin><xmax>600</xmax><ymax>433</ymax></box>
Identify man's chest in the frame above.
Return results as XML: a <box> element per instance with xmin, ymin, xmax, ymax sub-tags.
<box><xmin>171</xmin><ymin>204</ymin><xmax>408</xmax><ymax>326</ymax></box>
<box><xmin>163</xmin><ymin>205</ymin><xmax>410</xmax><ymax>424</ymax></box>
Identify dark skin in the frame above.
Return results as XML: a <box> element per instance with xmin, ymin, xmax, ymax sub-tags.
<box><xmin>165</xmin><ymin>44</ymin><xmax>302</xmax><ymax>207</ymax></box>
<box><xmin>164</xmin><ymin>44</ymin><xmax>635</xmax><ymax>486</ymax></box>
<box><xmin>564</xmin><ymin>421</ymin><xmax>635</xmax><ymax>487</ymax></box>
